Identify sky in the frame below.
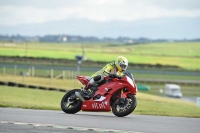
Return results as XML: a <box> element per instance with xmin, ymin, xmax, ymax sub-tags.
<box><xmin>0</xmin><ymin>0</ymin><xmax>200</xmax><ymax>39</ymax></box>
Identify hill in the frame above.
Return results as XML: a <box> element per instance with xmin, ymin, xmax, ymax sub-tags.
<box><xmin>0</xmin><ymin>17</ymin><xmax>200</xmax><ymax>41</ymax></box>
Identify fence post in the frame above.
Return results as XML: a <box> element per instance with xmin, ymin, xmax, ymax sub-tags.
<box><xmin>32</xmin><ymin>66</ymin><xmax>35</xmax><ymax>77</ymax></box>
<box><xmin>74</xmin><ymin>71</ymin><xmax>78</xmax><ymax>80</ymax></box>
<box><xmin>28</xmin><ymin>68</ymin><xmax>31</xmax><ymax>76</ymax></box>
<box><xmin>65</xmin><ymin>70</ymin><xmax>68</xmax><ymax>79</ymax></box>
<box><xmin>73</xmin><ymin>71</ymin><xmax>76</xmax><ymax>79</ymax></box>
<box><xmin>14</xmin><ymin>65</ymin><xmax>17</xmax><ymax>76</ymax></box>
<box><xmin>72</xmin><ymin>71</ymin><xmax>74</xmax><ymax>79</ymax></box>
<box><xmin>62</xmin><ymin>70</ymin><xmax>65</xmax><ymax>79</ymax></box>
<box><xmin>68</xmin><ymin>71</ymin><xmax>71</xmax><ymax>79</ymax></box>
<box><xmin>50</xmin><ymin>69</ymin><xmax>53</xmax><ymax>85</ymax></box>
<box><xmin>3</xmin><ymin>66</ymin><xmax>5</xmax><ymax>75</ymax></box>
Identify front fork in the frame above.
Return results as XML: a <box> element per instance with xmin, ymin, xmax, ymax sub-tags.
<box><xmin>120</xmin><ymin>89</ymin><xmax>127</xmax><ymax>99</ymax></box>
<box><xmin>117</xmin><ymin>89</ymin><xmax>127</xmax><ymax>105</ymax></box>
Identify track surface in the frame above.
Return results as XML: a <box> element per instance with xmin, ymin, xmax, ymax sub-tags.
<box><xmin>0</xmin><ymin>107</ymin><xmax>200</xmax><ymax>133</ymax></box>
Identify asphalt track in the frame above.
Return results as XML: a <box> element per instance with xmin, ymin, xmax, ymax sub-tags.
<box><xmin>0</xmin><ymin>108</ymin><xmax>200</xmax><ymax>133</ymax></box>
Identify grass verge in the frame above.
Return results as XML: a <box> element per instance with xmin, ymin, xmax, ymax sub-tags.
<box><xmin>0</xmin><ymin>75</ymin><xmax>83</xmax><ymax>90</ymax></box>
<box><xmin>0</xmin><ymin>86</ymin><xmax>200</xmax><ymax>118</ymax></box>
<box><xmin>0</xmin><ymin>42</ymin><xmax>200</xmax><ymax>70</ymax></box>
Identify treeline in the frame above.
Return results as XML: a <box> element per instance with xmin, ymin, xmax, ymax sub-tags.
<box><xmin>0</xmin><ymin>34</ymin><xmax>199</xmax><ymax>43</ymax></box>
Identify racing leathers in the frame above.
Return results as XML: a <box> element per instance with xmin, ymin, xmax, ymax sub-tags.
<box><xmin>85</xmin><ymin>62</ymin><xmax>124</xmax><ymax>89</ymax></box>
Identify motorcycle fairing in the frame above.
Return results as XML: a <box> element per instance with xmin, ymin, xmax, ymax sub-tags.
<box><xmin>81</xmin><ymin>76</ymin><xmax>136</xmax><ymax>111</ymax></box>
<box><xmin>77</xmin><ymin>76</ymin><xmax>89</xmax><ymax>85</ymax></box>
<box><xmin>81</xmin><ymin>98</ymin><xmax>111</xmax><ymax>111</ymax></box>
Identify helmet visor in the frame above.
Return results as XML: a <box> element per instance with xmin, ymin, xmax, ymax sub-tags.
<box><xmin>119</xmin><ymin>62</ymin><xmax>127</xmax><ymax>71</ymax></box>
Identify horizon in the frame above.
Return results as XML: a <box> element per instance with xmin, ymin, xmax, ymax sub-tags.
<box><xmin>1</xmin><ymin>34</ymin><xmax>200</xmax><ymax>41</ymax></box>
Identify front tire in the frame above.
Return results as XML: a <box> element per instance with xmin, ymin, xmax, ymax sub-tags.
<box><xmin>112</xmin><ymin>94</ymin><xmax>137</xmax><ymax>117</ymax></box>
<box><xmin>61</xmin><ymin>89</ymin><xmax>82</xmax><ymax>114</ymax></box>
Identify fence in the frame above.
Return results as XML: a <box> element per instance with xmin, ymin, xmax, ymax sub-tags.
<box><xmin>1</xmin><ymin>64</ymin><xmax>200</xmax><ymax>87</ymax></box>
<box><xmin>0</xmin><ymin>65</ymin><xmax>81</xmax><ymax>88</ymax></box>
<box><xmin>0</xmin><ymin>65</ymin><xmax>78</xmax><ymax>79</ymax></box>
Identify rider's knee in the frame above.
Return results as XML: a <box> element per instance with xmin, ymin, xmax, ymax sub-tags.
<box><xmin>94</xmin><ymin>75</ymin><xmax>102</xmax><ymax>82</ymax></box>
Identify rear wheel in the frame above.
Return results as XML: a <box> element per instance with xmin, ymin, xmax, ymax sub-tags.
<box><xmin>61</xmin><ymin>89</ymin><xmax>82</xmax><ymax>114</ymax></box>
<box><xmin>112</xmin><ymin>94</ymin><xmax>137</xmax><ymax>117</ymax></box>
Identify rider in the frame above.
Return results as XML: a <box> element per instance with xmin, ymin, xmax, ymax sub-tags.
<box><xmin>83</xmin><ymin>56</ymin><xmax>128</xmax><ymax>91</ymax></box>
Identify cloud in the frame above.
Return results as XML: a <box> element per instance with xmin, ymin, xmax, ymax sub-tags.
<box><xmin>0</xmin><ymin>5</ymin><xmax>83</xmax><ymax>25</ymax></box>
<box><xmin>145</xmin><ymin>0</ymin><xmax>200</xmax><ymax>10</ymax></box>
<box><xmin>0</xmin><ymin>0</ymin><xmax>200</xmax><ymax>26</ymax></box>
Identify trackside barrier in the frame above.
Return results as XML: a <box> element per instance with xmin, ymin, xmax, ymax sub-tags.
<box><xmin>1</xmin><ymin>65</ymin><xmax>77</xmax><ymax>79</ymax></box>
<box><xmin>0</xmin><ymin>81</ymin><xmax>68</xmax><ymax>92</ymax></box>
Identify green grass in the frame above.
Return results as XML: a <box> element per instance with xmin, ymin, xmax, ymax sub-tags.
<box><xmin>0</xmin><ymin>86</ymin><xmax>200</xmax><ymax>118</ymax></box>
<box><xmin>0</xmin><ymin>86</ymin><xmax>63</xmax><ymax>110</ymax></box>
<box><xmin>121</xmin><ymin>42</ymin><xmax>200</xmax><ymax>57</ymax></box>
<box><xmin>1</xmin><ymin>42</ymin><xmax>200</xmax><ymax>118</ymax></box>
<box><xmin>0</xmin><ymin>42</ymin><xmax>200</xmax><ymax>70</ymax></box>
<box><xmin>136</xmin><ymin>92</ymin><xmax>200</xmax><ymax>117</ymax></box>
<box><xmin>0</xmin><ymin>75</ymin><xmax>83</xmax><ymax>89</ymax></box>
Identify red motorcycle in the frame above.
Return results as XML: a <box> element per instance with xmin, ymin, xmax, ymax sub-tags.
<box><xmin>60</xmin><ymin>72</ymin><xmax>137</xmax><ymax>117</ymax></box>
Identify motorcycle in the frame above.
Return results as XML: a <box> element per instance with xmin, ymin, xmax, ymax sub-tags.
<box><xmin>60</xmin><ymin>72</ymin><xmax>137</xmax><ymax>117</ymax></box>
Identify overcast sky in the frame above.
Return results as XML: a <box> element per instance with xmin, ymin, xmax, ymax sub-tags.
<box><xmin>0</xmin><ymin>0</ymin><xmax>200</xmax><ymax>39</ymax></box>
<box><xmin>0</xmin><ymin>0</ymin><xmax>200</xmax><ymax>26</ymax></box>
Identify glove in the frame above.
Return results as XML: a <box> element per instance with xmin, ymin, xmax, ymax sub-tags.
<box><xmin>109</xmin><ymin>74</ymin><xmax>121</xmax><ymax>79</ymax></box>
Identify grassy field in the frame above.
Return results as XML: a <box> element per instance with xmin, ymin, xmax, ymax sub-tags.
<box><xmin>0</xmin><ymin>75</ymin><xmax>83</xmax><ymax>89</ymax></box>
<box><xmin>0</xmin><ymin>41</ymin><xmax>200</xmax><ymax>118</ymax></box>
<box><xmin>0</xmin><ymin>42</ymin><xmax>200</xmax><ymax>70</ymax></box>
<box><xmin>0</xmin><ymin>86</ymin><xmax>200</xmax><ymax>118</ymax></box>
<box><xmin>0</xmin><ymin>75</ymin><xmax>199</xmax><ymax>97</ymax></box>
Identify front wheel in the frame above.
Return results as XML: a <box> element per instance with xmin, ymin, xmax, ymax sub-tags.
<box><xmin>61</xmin><ymin>89</ymin><xmax>82</xmax><ymax>114</ymax></box>
<box><xmin>112</xmin><ymin>94</ymin><xmax>137</xmax><ymax>117</ymax></box>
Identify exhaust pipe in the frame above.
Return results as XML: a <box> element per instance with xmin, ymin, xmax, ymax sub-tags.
<box><xmin>75</xmin><ymin>91</ymin><xmax>85</xmax><ymax>102</ymax></box>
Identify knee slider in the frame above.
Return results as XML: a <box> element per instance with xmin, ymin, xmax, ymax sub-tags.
<box><xmin>94</xmin><ymin>75</ymin><xmax>102</xmax><ymax>81</ymax></box>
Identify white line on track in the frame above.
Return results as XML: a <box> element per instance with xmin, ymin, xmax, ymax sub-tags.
<box><xmin>1</xmin><ymin>121</ymin><xmax>144</xmax><ymax>133</ymax></box>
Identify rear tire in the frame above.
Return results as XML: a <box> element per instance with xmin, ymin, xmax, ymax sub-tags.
<box><xmin>61</xmin><ymin>89</ymin><xmax>82</xmax><ymax>114</ymax></box>
<box><xmin>112</xmin><ymin>94</ymin><xmax>137</xmax><ymax>117</ymax></box>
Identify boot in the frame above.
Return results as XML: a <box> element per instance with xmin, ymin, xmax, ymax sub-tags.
<box><xmin>80</xmin><ymin>83</ymin><xmax>92</xmax><ymax>99</ymax></box>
